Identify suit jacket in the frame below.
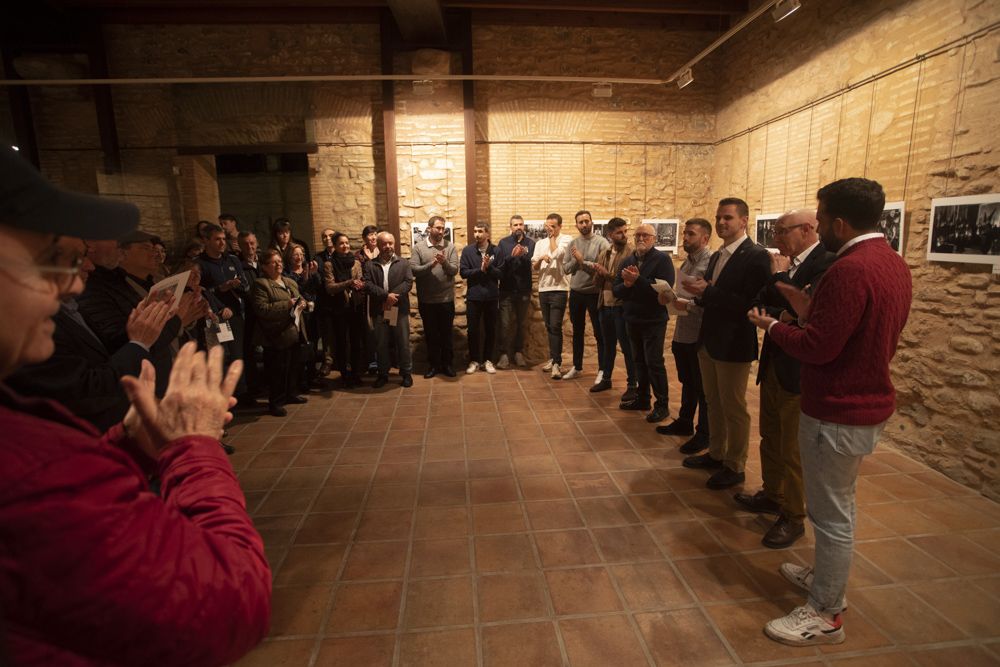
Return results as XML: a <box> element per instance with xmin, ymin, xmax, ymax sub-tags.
<box><xmin>363</xmin><ymin>255</ymin><xmax>413</xmax><ymax>318</ymax></box>
<box><xmin>754</xmin><ymin>244</ymin><xmax>836</xmax><ymax>393</ymax></box>
<box><xmin>611</xmin><ymin>247</ymin><xmax>675</xmax><ymax>324</ymax></box>
<box><xmin>696</xmin><ymin>237</ymin><xmax>771</xmax><ymax>363</ymax></box>
<box><xmin>252</xmin><ymin>276</ymin><xmax>303</xmax><ymax>350</ymax></box>
<box><xmin>6</xmin><ymin>307</ymin><xmax>150</xmax><ymax>431</ymax></box>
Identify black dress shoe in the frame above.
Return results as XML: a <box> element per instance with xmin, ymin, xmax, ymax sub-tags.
<box><xmin>590</xmin><ymin>380</ymin><xmax>613</xmax><ymax>393</ymax></box>
<box><xmin>373</xmin><ymin>375</ymin><xmax>389</xmax><ymax>388</ymax></box>
<box><xmin>619</xmin><ymin>399</ymin><xmax>651</xmax><ymax>411</ymax></box>
<box><xmin>734</xmin><ymin>490</ymin><xmax>782</xmax><ymax>515</ymax></box>
<box><xmin>424</xmin><ymin>368</ymin><xmax>438</xmax><ymax>379</ymax></box>
<box><xmin>620</xmin><ymin>386</ymin><xmax>638</xmax><ymax>404</ymax></box>
<box><xmin>706</xmin><ymin>467</ymin><xmax>746</xmax><ymax>490</ymax></box>
<box><xmin>762</xmin><ymin>515</ymin><xmax>805</xmax><ymax>549</ymax></box>
<box><xmin>655</xmin><ymin>420</ymin><xmax>694</xmax><ymax>436</ymax></box>
<box><xmin>221</xmin><ymin>442</ymin><xmax>235</xmax><ymax>455</ymax></box>
<box><xmin>268</xmin><ymin>404</ymin><xmax>287</xmax><ymax>417</ymax></box>
<box><xmin>401</xmin><ymin>375</ymin><xmax>414</xmax><ymax>388</ymax></box>
<box><xmin>679</xmin><ymin>434</ymin><xmax>709</xmax><ymax>455</ymax></box>
<box><xmin>442</xmin><ymin>366</ymin><xmax>457</xmax><ymax>377</ymax></box>
<box><xmin>287</xmin><ymin>395</ymin><xmax>308</xmax><ymax>404</ymax></box>
<box><xmin>645</xmin><ymin>406</ymin><xmax>669</xmax><ymax>423</ymax></box>
<box><xmin>682</xmin><ymin>453</ymin><xmax>723</xmax><ymax>469</ymax></box>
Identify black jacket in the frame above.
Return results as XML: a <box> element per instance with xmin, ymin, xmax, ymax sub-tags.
<box><xmin>753</xmin><ymin>243</ymin><xmax>836</xmax><ymax>393</ymax></box>
<box><xmin>7</xmin><ymin>304</ymin><xmax>150</xmax><ymax>430</ymax></box>
<box><xmin>77</xmin><ymin>266</ymin><xmax>180</xmax><ymax>395</ymax></box>
<box><xmin>612</xmin><ymin>247</ymin><xmax>675</xmax><ymax>325</ymax></box>
<box><xmin>363</xmin><ymin>255</ymin><xmax>413</xmax><ymax>318</ymax></box>
<box><xmin>696</xmin><ymin>238</ymin><xmax>771</xmax><ymax>363</ymax></box>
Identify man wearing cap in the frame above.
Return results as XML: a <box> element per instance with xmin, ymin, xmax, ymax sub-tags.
<box><xmin>0</xmin><ymin>147</ymin><xmax>270</xmax><ymax>665</ymax></box>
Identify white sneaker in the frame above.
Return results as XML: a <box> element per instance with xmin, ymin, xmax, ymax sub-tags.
<box><xmin>594</xmin><ymin>370</ymin><xmax>604</xmax><ymax>385</ymax></box>
<box><xmin>541</xmin><ymin>359</ymin><xmax>553</xmax><ymax>371</ymax></box>
<box><xmin>551</xmin><ymin>364</ymin><xmax>562</xmax><ymax>380</ymax></box>
<box><xmin>764</xmin><ymin>604</ymin><xmax>845</xmax><ymax>646</ymax></box>
<box><xmin>495</xmin><ymin>354</ymin><xmax>510</xmax><ymax>370</ymax></box>
<box><xmin>515</xmin><ymin>352</ymin><xmax>527</xmax><ymax>367</ymax></box>
<box><xmin>780</xmin><ymin>563</ymin><xmax>848</xmax><ymax>610</ymax></box>
<box><xmin>466</xmin><ymin>362</ymin><xmax>480</xmax><ymax>374</ymax></box>
<box><xmin>484</xmin><ymin>361</ymin><xmax>496</xmax><ymax>374</ymax></box>
<box><xmin>561</xmin><ymin>367</ymin><xmax>580</xmax><ymax>380</ymax></box>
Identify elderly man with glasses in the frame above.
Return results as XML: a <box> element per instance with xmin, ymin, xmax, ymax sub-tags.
<box><xmin>612</xmin><ymin>222</ymin><xmax>675</xmax><ymax>424</ymax></box>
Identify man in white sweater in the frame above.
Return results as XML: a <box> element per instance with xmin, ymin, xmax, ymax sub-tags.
<box><xmin>531</xmin><ymin>213</ymin><xmax>573</xmax><ymax>379</ymax></box>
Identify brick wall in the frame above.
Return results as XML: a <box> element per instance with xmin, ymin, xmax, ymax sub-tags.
<box><xmin>713</xmin><ymin>0</ymin><xmax>1000</xmax><ymax>498</ymax></box>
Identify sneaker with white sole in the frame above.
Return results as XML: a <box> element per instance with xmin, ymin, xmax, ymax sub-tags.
<box><xmin>594</xmin><ymin>370</ymin><xmax>604</xmax><ymax>385</ymax></box>
<box><xmin>541</xmin><ymin>359</ymin><xmax>553</xmax><ymax>371</ymax></box>
<box><xmin>484</xmin><ymin>360</ymin><xmax>496</xmax><ymax>374</ymax></box>
<box><xmin>764</xmin><ymin>604</ymin><xmax>845</xmax><ymax>646</ymax></box>
<box><xmin>495</xmin><ymin>354</ymin><xmax>510</xmax><ymax>370</ymax></box>
<box><xmin>780</xmin><ymin>563</ymin><xmax>848</xmax><ymax>610</ymax></box>
<box><xmin>561</xmin><ymin>367</ymin><xmax>580</xmax><ymax>380</ymax></box>
<box><xmin>466</xmin><ymin>362</ymin><xmax>480</xmax><ymax>374</ymax></box>
<box><xmin>551</xmin><ymin>363</ymin><xmax>562</xmax><ymax>379</ymax></box>
<box><xmin>514</xmin><ymin>352</ymin><xmax>527</xmax><ymax>367</ymax></box>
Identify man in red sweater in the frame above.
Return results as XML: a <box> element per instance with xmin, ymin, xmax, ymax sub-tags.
<box><xmin>748</xmin><ymin>178</ymin><xmax>912</xmax><ymax>646</ymax></box>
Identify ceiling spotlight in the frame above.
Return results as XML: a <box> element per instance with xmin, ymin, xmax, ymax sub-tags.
<box><xmin>676</xmin><ymin>68</ymin><xmax>694</xmax><ymax>89</ymax></box>
<box><xmin>11</xmin><ymin>145</ymin><xmax>19</xmax><ymax>151</ymax></box>
<box><xmin>771</xmin><ymin>0</ymin><xmax>801</xmax><ymax>22</ymax></box>
<box><xmin>592</xmin><ymin>82</ymin><xmax>612</xmax><ymax>98</ymax></box>
<box><xmin>412</xmin><ymin>79</ymin><xmax>434</xmax><ymax>96</ymax></box>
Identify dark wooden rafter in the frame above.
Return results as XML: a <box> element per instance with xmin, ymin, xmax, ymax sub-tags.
<box><xmin>387</xmin><ymin>0</ymin><xmax>448</xmax><ymax>45</ymax></box>
<box><xmin>380</xmin><ymin>9</ymin><xmax>401</xmax><ymax>251</ymax></box>
<box><xmin>458</xmin><ymin>9</ymin><xmax>477</xmax><ymax>237</ymax></box>
<box><xmin>83</xmin><ymin>25</ymin><xmax>123</xmax><ymax>174</ymax></box>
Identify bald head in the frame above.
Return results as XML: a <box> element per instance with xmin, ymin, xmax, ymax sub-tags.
<box><xmin>377</xmin><ymin>231</ymin><xmax>396</xmax><ymax>260</ymax></box>
<box><xmin>774</xmin><ymin>209</ymin><xmax>819</xmax><ymax>256</ymax></box>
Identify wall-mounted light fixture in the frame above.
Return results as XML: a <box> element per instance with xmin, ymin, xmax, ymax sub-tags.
<box><xmin>771</xmin><ymin>0</ymin><xmax>801</xmax><ymax>22</ymax></box>
<box><xmin>676</xmin><ymin>69</ymin><xmax>694</xmax><ymax>89</ymax></box>
<box><xmin>412</xmin><ymin>80</ymin><xmax>434</xmax><ymax>96</ymax></box>
<box><xmin>592</xmin><ymin>82</ymin><xmax>612</xmax><ymax>98</ymax></box>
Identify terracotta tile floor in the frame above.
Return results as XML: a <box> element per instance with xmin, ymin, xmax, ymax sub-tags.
<box><xmin>229</xmin><ymin>361</ymin><xmax>1000</xmax><ymax>666</ymax></box>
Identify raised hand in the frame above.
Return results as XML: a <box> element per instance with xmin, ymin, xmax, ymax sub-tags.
<box><xmin>621</xmin><ymin>265</ymin><xmax>639</xmax><ymax>287</ymax></box>
<box><xmin>747</xmin><ymin>306</ymin><xmax>776</xmax><ymax>331</ymax></box>
<box><xmin>776</xmin><ymin>282</ymin><xmax>812</xmax><ymax>320</ymax></box>
<box><xmin>770</xmin><ymin>253</ymin><xmax>791</xmax><ymax>274</ymax></box>
<box><xmin>683</xmin><ymin>277</ymin><xmax>709</xmax><ymax>296</ymax></box>
<box><xmin>126</xmin><ymin>299</ymin><xmax>174</xmax><ymax>348</ymax></box>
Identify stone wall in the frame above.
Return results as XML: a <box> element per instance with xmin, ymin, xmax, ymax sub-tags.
<box><xmin>713</xmin><ymin>0</ymin><xmax>1000</xmax><ymax>498</ymax></box>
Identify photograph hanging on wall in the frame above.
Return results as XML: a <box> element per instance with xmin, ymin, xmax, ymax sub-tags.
<box><xmin>523</xmin><ymin>220</ymin><xmax>548</xmax><ymax>241</ymax></box>
<box><xmin>754</xmin><ymin>212</ymin><xmax>782</xmax><ymax>250</ymax></box>
<box><xmin>410</xmin><ymin>220</ymin><xmax>453</xmax><ymax>247</ymax></box>
<box><xmin>642</xmin><ymin>218</ymin><xmax>680</xmax><ymax>254</ymax></box>
<box><xmin>928</xmin><ymin>194</ymin><xmax>1000</xmax><ymax>265</ymax></box>
<box><xmin>879</xmin><ymin>201</ymin><xmax>905</xmax><ymax>255</ymax></box>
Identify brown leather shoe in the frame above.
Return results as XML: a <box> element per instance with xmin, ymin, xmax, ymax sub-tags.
<box><xmin>762</xmin><ymin>515</ymin><xmax>805</xmax><ymax>549</ymax></box>
<box><xmin>734</xmin><ymin>490</ymin><xmax>782</xmax><ymax>515</ymax></box>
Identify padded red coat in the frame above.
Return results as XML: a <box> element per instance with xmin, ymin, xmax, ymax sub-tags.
<box><xmin>0</xmin><ymin>385</ymin><xmax>271</xmax><ymax>666</ymax></box>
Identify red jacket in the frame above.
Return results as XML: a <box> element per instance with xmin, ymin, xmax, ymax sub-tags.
<box><xmin>768</xmin><ymin>237</ymin><xmax>912</xmax><ymax>425</ymax></box>
<box><xmin>0</xmin><ymin>385</ymin><xmax>271</xmax><ymax>666</ymax></box>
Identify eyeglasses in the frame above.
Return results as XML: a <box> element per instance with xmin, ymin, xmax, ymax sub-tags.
<box><xmin>634</xmin><ymin>232</ymin><xmax>654</xmax><ymax>238</ymax></box>
<box><xmin>0</xmin><ymin>255</ymin><xmax>84</xmax><ymax>294</ymax></box>
<box><xmin>773</xmin><ymin>224</ymin><xmax>809</xmax><ymax>236</ymax></box>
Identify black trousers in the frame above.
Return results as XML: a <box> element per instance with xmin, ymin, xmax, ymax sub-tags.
<box><xmin>333</xmin><ymin>307</ymin><xmax>366</xmax><ymax>377</ymax></box>
<box><xmin>263</xmin><ymin>344</ymin><xmax>302</xmax><ymax>407</ymax></box>
<box><xmin>569</xmin><ymin>290</ymin><xmax>604</xmax><ymax>371</ymax></box>
<box><xmin>672</xmin><ymin>340</ymin><xmax>709</xmax><ymax>436</ymax></box>
<box><xmin>627</xmin><ymin>320</ymin><xmax>668</xmax><ymax>408</ymax></box>
<box><xmin>466</xmin><ymin>299</ymin><xmax>498</xmax><ymax>363</ymax></box>
<box><xmin>419</xmin><ymin>301</ymin><xmax>456</xmax><ymax>370</ymax></box>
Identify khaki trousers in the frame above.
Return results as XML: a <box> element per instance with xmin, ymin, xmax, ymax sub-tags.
<box><xmin>759</xmin><ymin>364</ymin><xmax>805</xmax><ymax>520</ymax></box>
<box><xmin>698</xmin><ymin>348</ymin><xmax>752</xmax><ymax>473</ymax></box>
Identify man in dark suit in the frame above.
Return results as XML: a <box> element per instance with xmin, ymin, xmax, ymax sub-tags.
<box><xmin>681</xmin><ymin>197</ymin><xmax>771</xmax><ymax>489</ymax></box>
<box><xmin>363</xmin><ymin>231</ymin><xmax>414</xmax><ymax>389</ymax></box>
<box><xmin>7</xmin><ymin>238</ymin><xmax>173</xmax><ymax>431</ymax></box>
<box><xmin>736</xmin><ymin>210</ymin><xmax>835</xmax><ymax>548</ymax></box>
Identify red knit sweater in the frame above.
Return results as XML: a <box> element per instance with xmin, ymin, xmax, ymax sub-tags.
<box><xmin>768</xmin><ymin>237</ymin><xmax>912</xmax><ymax>425</ymax></box>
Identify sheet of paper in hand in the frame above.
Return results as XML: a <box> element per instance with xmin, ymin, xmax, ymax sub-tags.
<box><xmin>147</xmin><ymin>270</ymin><xmax>190</xmax><ymax>305</ymax></box>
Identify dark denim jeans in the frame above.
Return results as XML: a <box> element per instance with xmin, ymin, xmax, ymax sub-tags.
<box><xmin>671</xmin><ymin>340</ymin><xmax>709</xmax><ymax>436</ymax></box>
<box><xmin>569</xmin><ymin>290</ymin><xmax>604</xmax><ymax>371</ymax></box>
<box><xmin>599</xmin><ymin>306</ymin><xmax>635</xmax><ymax>385</ymax></box>
<box><xmin>538</xmin><ymin>290</ymin><xmax>567</xmax><ymax>365</ymax></box>
<box><xmin>626</xmin><ymin>319</ymin><xmax>668</xmax><ymax>408</ymax></box>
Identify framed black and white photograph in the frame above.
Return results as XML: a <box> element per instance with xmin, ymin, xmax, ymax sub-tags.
<box><xmin>410</xmin><ymin>220</ymin><xmax>453</xmax><ymax>247</ymax></box>
<box><xmin>754</xmin><ymin>212</ymin><xmax>782</xmax><ymax>249</ymax></box>
<box><xmin>928</xmin><ymin>194</ymin><xmax>1000</xmax><ymax>265</ymax></box>
<box><xmin>592</xmin><ymin>221</ymin><xmax>606</xmax><ymax>238</ymax></box>
<box><xmin>642</xmin><ymin>218</ymin><xmax>680</xmax><ymax>254</ymax></box>
<box><xmin>879</xmin><ymin>201</ymin><xmax>905</xmax><ymax>255</ymax></box>
<box><xmin>523</xmin><ymin>220</ymin><xmax>548</xmax><ymax>241</ymax></box>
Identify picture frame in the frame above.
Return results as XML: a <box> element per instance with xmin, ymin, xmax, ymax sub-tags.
<box><xmin>879</xmin><ymin>201</ymin><xmax>905</xmax><ymax>255</ymax></box>
<box><xmin>928</xmin><ymin>194</ymin><xmax>1000</xmax><ymax>265</ymax></box>
<box><xmin>642</xmin><ymin>218</ymin><xmax>680</xmax><ymax>254</ymax></box>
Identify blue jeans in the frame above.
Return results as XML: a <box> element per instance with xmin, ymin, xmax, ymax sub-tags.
<box><xmin>799</xmin><ymin>412</ymin><xmax>885</xmax><ymax>615</ymax></box>
<box><xmin>598</xmin><ymin>306</ymin><xmax>634</xmax><ymax>386</ymax></box>
<box><xmin>538</xmin><ymin>291</ymin><xmax>567</xmax><ymax>365</ymax></box>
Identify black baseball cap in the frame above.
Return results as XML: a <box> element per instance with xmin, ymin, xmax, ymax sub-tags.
<box><xmin>0</xmin><ymin>146</ymin><xmax>139</xmax><ymax>240</ymax></box>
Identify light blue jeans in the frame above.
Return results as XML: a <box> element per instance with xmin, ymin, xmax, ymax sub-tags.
<box><xmin>799</xmin><ymin>412</ymin><xmax>885</xmax><ymax>615</ymax></box>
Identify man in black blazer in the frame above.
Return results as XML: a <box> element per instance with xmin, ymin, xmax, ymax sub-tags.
<box><xmin>363</xmin><ymin>231</ymin><xmax>414</xmax><ymax>388</ymax></box>
<box><xmin>737</xmin><ymin>210</ymin><xmax>836</xmax><ymax>548</ymax></box>
<box><xmin>682</xmin><ymin>197</ymin><xmax>771</xmax><ymax>490</ymax></box>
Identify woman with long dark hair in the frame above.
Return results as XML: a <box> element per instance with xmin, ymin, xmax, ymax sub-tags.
<box><xmin>323</xmin><ymin>232</ymin><xmax>367</xmax><ymax>387</ymax></box>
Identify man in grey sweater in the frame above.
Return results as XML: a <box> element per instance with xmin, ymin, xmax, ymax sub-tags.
<box><xmin>410</xmin><ymin>216</ymin><xmax>460</xmax><ymax>378</ymax></box>
<box><xmin>563</xmin><ymin>210</ymin><xmax>611</xmax><ymax>381</ymax></box>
